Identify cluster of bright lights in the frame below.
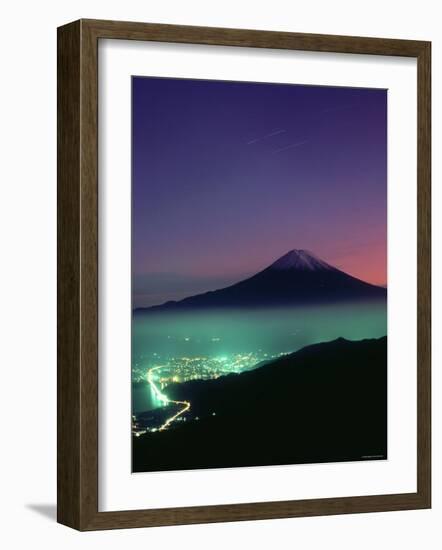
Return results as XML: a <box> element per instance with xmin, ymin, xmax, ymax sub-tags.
<box><xmin>133</xmin><ymin>348</ymin><xmax>292</xmax><ymax>434</ymax></box>
<box><xmin>147</xmin><ymin>367</ymin><xmax>170</xmax><ymax>405</ymax></box>
<box><xmin>146</xmin><ymin>366</ymin><xmax>190</xmax><ymax>431</ymax></box>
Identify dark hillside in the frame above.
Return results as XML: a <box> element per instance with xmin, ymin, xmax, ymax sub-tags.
<box><xmin>133</xmin><ymin>336</ymin><xmax>387</xmax><ymax>472</ymax></box>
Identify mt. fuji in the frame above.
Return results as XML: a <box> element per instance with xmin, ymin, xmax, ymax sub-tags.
<box><xmin>137</xmin><ymin>250</ymin><xmax>387</xmax><ymax>312</ymax></box>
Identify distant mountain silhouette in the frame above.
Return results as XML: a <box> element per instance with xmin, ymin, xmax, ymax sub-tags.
<box><xmin>133</xmin><ymin>336</ymin><xmax>387</xmax><ymax>472</ymax></box>
<box><xmin>136</xmin><ymin>249</ymin><xmax>386</xmax><ymax>312</ymax></box>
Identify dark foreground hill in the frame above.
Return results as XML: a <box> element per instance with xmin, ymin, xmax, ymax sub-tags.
<box><xmin>133</xmin><ymin>336</ymin><xmax>387</xmax><ymax>472</ymax></box>
<box><xmin>136</xmin><ymin>250</ymin><xmax>386</xmax><ymax>312</ymax></box>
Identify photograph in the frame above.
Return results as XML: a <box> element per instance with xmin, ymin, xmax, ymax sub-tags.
<box><xmin>131</xmin><ymin>76</ymin><xmax>388</xmax><ymax>473</ymax></box>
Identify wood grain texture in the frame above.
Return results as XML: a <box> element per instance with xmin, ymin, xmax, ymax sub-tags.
<box><xmin>57</xmin><ymin>19</ymin><xmax>431</xmax><ymax>531</ymax></box>
<box><xmin>57</xmin><ymin>20</ymin><xmax>81</xmax><ymax>529</ymax></box>
<box><xmin>84</xmin><ymin>18</ymin><xmax>427</xmax><ymax>56</ymax></box>
<box><xmin>416</xmin><ymin>42</ymin><xmax>431</xmax><ymax>507</ymax></box>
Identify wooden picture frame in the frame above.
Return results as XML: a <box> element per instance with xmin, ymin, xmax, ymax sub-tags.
<box><xmin>57</xmin><ymin>18</ymin><xmax>431</xmax><ymax>530</ymax></box>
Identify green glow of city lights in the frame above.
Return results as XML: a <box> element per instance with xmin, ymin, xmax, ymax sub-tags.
<box><xmin>147</xmin><ymin>369</ymin><xmax>169</xmax><ymax>404</ymax></box>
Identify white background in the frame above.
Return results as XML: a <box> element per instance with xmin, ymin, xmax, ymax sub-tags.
<box><xmin>100</xmin><ymin>40</ymin><xmax>417</xmax><ymax>511</ymax></box>
<box><xmin>0</xmin><ymin>0</ymin><xmax>440</xmax><ymax>548</ymax></box>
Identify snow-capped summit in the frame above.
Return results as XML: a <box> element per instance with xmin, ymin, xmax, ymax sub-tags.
<box><xmin>269</xmin><ymin>249</ymin><xmax>335</xmax><ymax>271</ymax></box>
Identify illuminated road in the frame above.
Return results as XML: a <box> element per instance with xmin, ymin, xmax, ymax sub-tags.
<box><xmin>147</xmin><ymin>366</ymin><xmax>190</xmax><ymax>431</ymax></box>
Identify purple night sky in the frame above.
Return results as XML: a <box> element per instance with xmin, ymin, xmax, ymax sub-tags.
<box><xmin>132</xmin><ymin>77</ymin><xmax>387</xmax><ymax>308</ymax></box>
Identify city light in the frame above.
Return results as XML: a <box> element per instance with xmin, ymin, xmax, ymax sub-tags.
<box><xmin>133</xmin><ymin>349</ymin><xmax>290</xmax><ymax>434</ymax></box>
